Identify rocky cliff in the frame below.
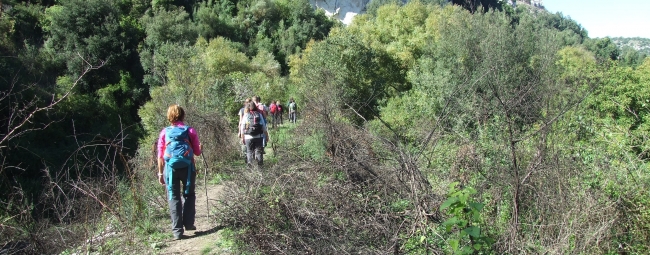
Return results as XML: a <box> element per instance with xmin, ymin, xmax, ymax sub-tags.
<box><xmin>310</xmin><ymin>0</ymin><xmax>371</xmax><ymax>25</ymax></box>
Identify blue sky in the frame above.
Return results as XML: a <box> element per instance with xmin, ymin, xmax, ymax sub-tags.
<box><xmin>541</xmin><ymin>0</ymin><xmax>650</xmax><ymax>38</ymax></box>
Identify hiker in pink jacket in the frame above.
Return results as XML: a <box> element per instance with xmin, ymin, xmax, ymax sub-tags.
<box><xmin>157</xmin><ymin>104</ymin><xmax>202</xmax><ymax>240</ymax></box>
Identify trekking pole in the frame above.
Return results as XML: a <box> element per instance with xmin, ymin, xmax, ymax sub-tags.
<box><xmin>200</xmin><ymin>153</ymin><xmax>209</xmax><ymax>219</ymax></box>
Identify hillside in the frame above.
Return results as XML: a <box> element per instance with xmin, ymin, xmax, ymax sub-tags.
<box><xmin>611</xmin><ymin>37</ymin><xmax>650</xmax><ymax>55</ymax></box>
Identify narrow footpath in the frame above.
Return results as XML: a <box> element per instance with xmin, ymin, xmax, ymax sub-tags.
<box><xmin>157</xmin><ymin>183</ymin><xmax>229</xmax><ymax>255</ymax></box>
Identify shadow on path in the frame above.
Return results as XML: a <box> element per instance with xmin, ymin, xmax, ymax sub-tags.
<box><xmin>193</xmin><ymin>225</ymin><xmax>226</xmax><ymax>237</ymax></box>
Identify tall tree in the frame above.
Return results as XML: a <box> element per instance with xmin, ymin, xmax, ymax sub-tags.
<box><xmin>290</xmin><ymin>31</ymin><xmax>408</xmax><ymax>126</ymax></box>
<box><xmin>584</xmin><ymin>37</ymin><xmax>620</xmax><ymax>62</ymax></box>
<box><xmin>43</xmin><ymin>0</ymin><xmax>146</xmax><ymax>131</ymax></box>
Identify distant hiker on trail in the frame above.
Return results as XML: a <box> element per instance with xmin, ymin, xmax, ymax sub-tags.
<box><xmin>269</xmin><ymin>101</ymin><xmax>278</xmax><ymax>129</ymax></box>
<box><xmin>276</xmin><ymin>100</ymin><xmax>284</xmax><ymax>125</ymax></box>
<box><xmin>238</xmin><ymin>98</ymin><xmax>251</xmax><ymax>163</ymax></box>
<box><xmin>238</xmin><ymin>98</ymin><xmax>251</xmax><ymax>138</ymax></box>
<box><xmin>263</xmin><ymin>101</ymin><xmax>270</xmax><ymax>121</ymax></box>
<box><xmin>240</xmin><ymin>102</ymin><xmax>269</xmax><ymax>167</ymax></box>
<box><xmin>157</xmin><ymin>104</ymin><xmax>202</xmax><ymax>240</ymax></box>
<box><xmin>288</xmin><ymin>98</ymin><xmax>297</xmax><ymax>123</ymax></box>
<box><xmin>253</xmin><ymin>96</ymin><xmax>268</xmax><ymax>149</ymax></box>
<box><xmin>253</xmin><ymin>96</ymin><xmax>267</xmax><ymax>119</ymax></box>
<box><xmin>238</xmin><ymin>98</ymin><xmax>252</xmax><ymax>130</ymax></box>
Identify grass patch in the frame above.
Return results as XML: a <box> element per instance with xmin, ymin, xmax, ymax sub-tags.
<box><xmin>213</xmin><ymin>228</ymin><xmax>243</xmax><ymax>252</ymax></box>
<box><xmin>200</xmin><ymin>246</ymin><xmax>213</xmax><ymax>254</ymax></box>
<box><xmin>209</xmin><ymin>172</ymin><xmax>231</xmax><ymax>185</ymax></box>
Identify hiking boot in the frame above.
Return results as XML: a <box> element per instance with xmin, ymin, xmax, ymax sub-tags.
<box><xmin>185</xmin><ymin>225</ymin><xmax>196</xmax><ymax>231</ymax></box>
<box><xmin>173</xmin><ymin>234</ymin><xmax>183</xmax><ymax>240</ymax></box>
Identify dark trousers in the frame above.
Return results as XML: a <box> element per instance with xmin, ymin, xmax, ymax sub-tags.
<box><xmin>245</xmin><ymin>137</ymin><xmax>264</xmax><ymax>167</ymax></box>
<box><xmin>165</xmin><ymin>165</ymin><xmax>196</xmax><ymax>236</ymax></box>
<box><xmin>271</xmin><ymin>112</ymin><xmax>281</xmax><ymax>128</ymax></box>
<box><xmin>271</xmin><ymin>113</ymin><xmax>277</xmax><ymax>129</ymax></box>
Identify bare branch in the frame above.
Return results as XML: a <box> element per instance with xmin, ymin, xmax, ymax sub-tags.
<box><xmin>0</xmin><ymin>55</ymin><xmax>104</xmax><ymax>146</ymax></box>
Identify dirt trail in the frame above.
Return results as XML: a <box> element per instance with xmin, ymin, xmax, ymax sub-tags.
<box><xmin>157</xmin><ymin>183</ymin><xmax>229</xmax><ymax>255</ymax></box>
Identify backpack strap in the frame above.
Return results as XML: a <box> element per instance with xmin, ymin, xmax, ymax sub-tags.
<box><xmin>162</xmin><ymin>125</ymin><xmax>173</xmax><ymax>158</ymax></box>
<box><xmin>251</xmin><ymin>111</ymin><xmax>258</xmax><ymax>124</ymax></box>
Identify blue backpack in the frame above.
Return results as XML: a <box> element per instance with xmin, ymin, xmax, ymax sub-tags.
<box><xmin>163</xmin><ymin>125</ymin><xmax>194</xmax><ymax>169</ymax></box>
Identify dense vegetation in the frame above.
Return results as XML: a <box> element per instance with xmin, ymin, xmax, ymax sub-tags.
<box><xmin>1</xmin><ymin>0</ymin><xmax>649</xmax><ymax>253</ymax></box>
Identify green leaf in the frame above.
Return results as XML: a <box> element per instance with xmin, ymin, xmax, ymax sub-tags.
<box><xmin>419</xmin><ymin>235</ymin><xmax>426</xmax><ymax>243</ymax></box>
<box><xmin>462</xmin><ymin>226</ymin><xmax>481</xmax><ymax>238</ymax></box>
<box><xmin>459</xmin><ymin>195</ymin><xmax>468</xmax><ymax>204</ymax></box>
<box><xmin>461</xmin><ymin>246</ymin><xmax>474</xmax><ymax>254</ymax></box>
<box><xmin>440</xmin><ymin>197</ymin><xmax>459</xmax><ymax>211</ymax></box>
<box><xmin>449</xmin><ymin>239</ymin><xmax>459</xmax><ymax>251</ymax></box>
<box><xmin>442</xmin><ymin>216</ymin><xmax>459</xmax><ymax>227</ymax></box>
<box><xmin>472</xmin><ymin>211</ymin><xmax>481</xmax><ymax>221</ymax></box>
<box><xmin>448</xmin><ymin>181</ymin><xmax>460</xmax><ymax>191</ymax></box>
<box><xmin>473</xmin><ymin>244</ymin><xmax>482</xmax><ymax>250</ymax></box>
<box><xmin>469</xmin><ymin>202</ymin><xmax>484</xmax><ymax>211</ymax></box>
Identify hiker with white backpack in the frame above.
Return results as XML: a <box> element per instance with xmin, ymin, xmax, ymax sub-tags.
<box><xmin>157</xmin><ymin>104</ymin><xmax>202</xmax><ymax>240</ymax></box>
<box><xmin>240</xmin><ymin>102</ymin><xmax>269</xmax><ymax>167</ymax></box>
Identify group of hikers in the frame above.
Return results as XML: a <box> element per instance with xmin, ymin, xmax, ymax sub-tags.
<box><xmin>154</xmin><ymin>97</ymin><xmax>297</xmax><ymax>240</ymax></box>
<box><xmin>237</xmin><ymin>96</ymin><xmax>298</xmax><ymax>167</ymax></box>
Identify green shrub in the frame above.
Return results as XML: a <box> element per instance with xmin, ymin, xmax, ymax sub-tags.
<box><xmin>440</xmin><ymin>182</ymin><xmax>494</xmax><ymax>254</ymax></box>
